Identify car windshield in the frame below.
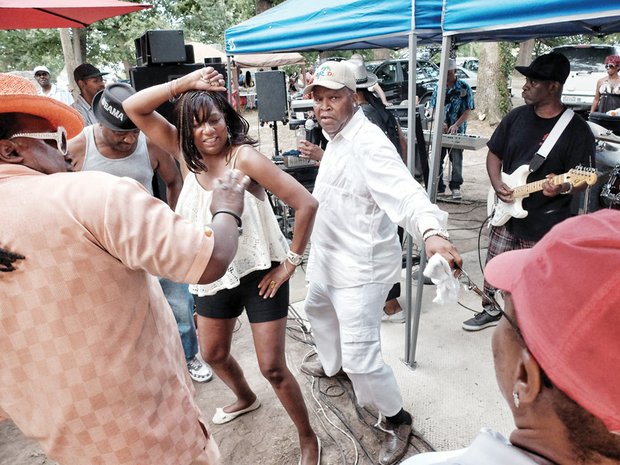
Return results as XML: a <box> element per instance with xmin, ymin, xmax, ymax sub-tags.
<box><xmin>556</xmin><ymin>47</ymin><xmax>616</xmax><ymax>72</ymax></box>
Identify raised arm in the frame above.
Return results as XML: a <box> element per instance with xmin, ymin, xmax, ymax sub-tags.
<box><xmin>123</xmin><ymin>67</ymin><xmax>226</xmax><ymax>160</ymax></box>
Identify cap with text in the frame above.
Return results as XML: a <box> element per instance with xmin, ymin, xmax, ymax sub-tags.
<box><xmin>304</xmin><ymin>61</ymin><xmax>356</xmax><ymax>94</ymax></box>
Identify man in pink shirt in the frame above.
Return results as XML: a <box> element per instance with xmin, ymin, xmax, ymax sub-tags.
<box><xmin>0</xmin><ymin>72</ymin><xmax>245</xmax><ymax>465</ymax></box>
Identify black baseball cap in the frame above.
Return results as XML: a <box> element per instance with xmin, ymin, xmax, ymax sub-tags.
<box><xmin>92</xmin><ymin>83</ymin><xmax>137</xmax><ymax>132</ymax></box>
<box><xmin>74</xmin><ymin>63</ymin><xmax>109</xmax><ymax>82</ymax></box>
<box><xmin>515</xmin><ymin>52</ymin><xmax>570</xmax><ymax>84</ymax></box>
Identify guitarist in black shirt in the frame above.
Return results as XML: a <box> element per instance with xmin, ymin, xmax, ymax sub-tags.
<box><xmin>463</xmin><ymin>52</ymin><xmax>595</xmax><ymax>331</ymax></box>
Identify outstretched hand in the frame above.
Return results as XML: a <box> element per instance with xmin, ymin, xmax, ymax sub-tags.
<box><xmin>210</xmin><ymin>169</ymin><xmax>250</xmax><ymax>218</ymax></box>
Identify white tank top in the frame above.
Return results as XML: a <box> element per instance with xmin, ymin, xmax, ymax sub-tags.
<box><xmin>176</xmin><ymin>171</ymin><xmax>288</xmax><ymax>296</ymax></box>
<box><xmin>82</xmin><ymin>125</ymin><xmax>154</xmax><ymax>194</ymax></box>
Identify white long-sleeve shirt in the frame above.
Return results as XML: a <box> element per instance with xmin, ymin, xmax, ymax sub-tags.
<box><xmin>307</xmin><ymin>108</ymin><xmax>447</xmax><ymax>288</ymax></box>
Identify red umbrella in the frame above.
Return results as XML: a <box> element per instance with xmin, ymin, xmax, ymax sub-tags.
<box><xmin>0</xmin><ymin>0</ymin><xmax>151</xmax><ymax>29</ymax></box>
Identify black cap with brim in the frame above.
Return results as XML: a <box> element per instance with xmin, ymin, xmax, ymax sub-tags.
<box><xmin>515</xmin><ymin>52</ymin><xmax>570</xmax><ymax>84</ymax></box>
<box><xmin>92</xmin><ymin>84</ymin><xmax>137</xmax><ymax>132</ymax></box>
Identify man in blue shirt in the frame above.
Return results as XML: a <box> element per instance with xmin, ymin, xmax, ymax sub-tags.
<box><xmin>430</xmin><ymin>58</ymin><xmax>475</xmax><ymax>200</ymax></box>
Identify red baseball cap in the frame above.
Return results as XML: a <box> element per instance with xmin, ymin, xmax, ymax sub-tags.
<box><xmin>485</xmin><ymin>209</ymin><xmax>620</xmax><ymax>433</ymax></box>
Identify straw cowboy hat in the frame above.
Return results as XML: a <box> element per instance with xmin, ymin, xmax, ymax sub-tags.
<box><xmin>347</xmin><ymin>57</ymin><xmax>379</xmax><ymax>89</ymax></box>
<box><xmin>0</xmin><ymin>73</ymin><xmax>83</xmax><ymax>138</ymax></box>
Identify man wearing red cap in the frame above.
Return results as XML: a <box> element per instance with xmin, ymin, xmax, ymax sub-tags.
<box><xmin>0</xmin><ymin>72</ymin><xmax>246</xmax><ymax>465</ymax></box>
<box><xmin>463</xmin><ymin>52</ymin><xmax>595</xmax><ymax>331</ymax></box>
<box><xmin>402</xmin><ymin>209</ymin><xmax>620</xmax><ymax>464</ymax></box>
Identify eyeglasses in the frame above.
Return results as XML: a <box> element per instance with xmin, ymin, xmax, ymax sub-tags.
<box><xmin>605</xmin><ymin>63</ymin><xmax>617</xmax><ymax>70</ymax></box>
<box><xmin>10</xmin><ymin>126</ymin><xmax>68</xmax><ymax>155</ymax></box>
<box><xmin>34</xmin><ymin>72</ymin><xmax>49</xmax><ymax>77</ymax></box>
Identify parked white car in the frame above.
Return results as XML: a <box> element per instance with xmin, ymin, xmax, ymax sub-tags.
<box><xmin>553</xmin><ymin>44</ymin><xmax>620</xmax><ymax>112</ymax></box>
<box><xmin>456</xmin><ymin>66</ymin><xmax>477</xmax><ymax>91</ymax></box>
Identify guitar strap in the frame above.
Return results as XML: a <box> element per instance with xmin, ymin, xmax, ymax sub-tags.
<box><xmin>529</xmin><ymin>108</ymin><xmax>575</xmax><ymax>172</ymax></box>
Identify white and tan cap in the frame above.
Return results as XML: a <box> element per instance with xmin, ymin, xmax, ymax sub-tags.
<box><xmin>304</xmin><ymin>61</ymin><xmax>356</xmax><ymax>94</ymax></box>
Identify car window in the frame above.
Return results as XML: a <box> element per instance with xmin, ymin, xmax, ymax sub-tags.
<box><xmin>456</xmin><ymin>69</ymin><xmax>467</xmax><ymax>79</ymax></box>
<box><xmin>418</xmin><ymin>60</ymin><xmax>439</xmax><ymax>78</ymax></box>
<box><xmin>375</xmin><ymin>63</ymin><xmax>398</xmax><ymax>85</ymax></box>
<box><xmin>554</xmin><ymin>46</ymin><xmax>618</xmax><ymax>72</ymax></box>
<box><xmin>400</xmin><ymin>61</ymin><xmax>409</xmax><ymax>81</ymax></box>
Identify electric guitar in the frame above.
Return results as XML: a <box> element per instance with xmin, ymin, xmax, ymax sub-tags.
<box><xmin>487</xmin><ymin>165</ymin><xmax>597</xmax><ymax>227</ymax></box>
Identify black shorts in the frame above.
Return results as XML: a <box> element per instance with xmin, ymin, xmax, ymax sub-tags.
<box><xmin>194</xmin><ymin>262</ymin><xmax>289</xmax><ymax>323</ymax></box>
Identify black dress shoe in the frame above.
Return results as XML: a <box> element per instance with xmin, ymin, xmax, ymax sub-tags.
<box><xmin>378</xmin><ymin>421</ymin><xmax>412</xmax><ymax>465</ymax></box>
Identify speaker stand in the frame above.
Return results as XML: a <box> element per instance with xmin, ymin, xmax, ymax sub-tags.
<box><xmin>269</xmin><ymin>121</ymin><xmax>280</xmax><ymax>158</ymax></box>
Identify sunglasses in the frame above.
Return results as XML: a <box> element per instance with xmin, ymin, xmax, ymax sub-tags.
<box><xmin>10</xmin><ymin>126</ymin><xmax>68</xmax><ymax>155</ymax></box>
<box><xmin>605</xmin><ymin>63</ymin><xmax>617</xmax><ymax>70</ymax></box>
<box><xmin>34</xmin><ymin>72</ymin><xmax>49</xmax><ymax>77</ymax></box>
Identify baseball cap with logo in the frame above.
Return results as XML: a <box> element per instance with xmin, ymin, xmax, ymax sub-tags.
<box><xmin>304</xmin><ymin>60</ymin><xmax>356</xmax><ymax>94</ymax></box>
<box><xmin>74</xmin><ymin>63</ymin><xmax>109</xmax><ymax>82</ymax></box>
<box><xmin>485</xmin><ymin>209</ymin><xmax>620</xmax><ymax>433</ymax></box>
<box><xmin>515</xmin><ymin>52</ymin><xmax>570</xmax><ymax>84</ymax></box>
<box><xmin>92</xmin><ymin>83</ymin><xmax>137</xmax><ymax>132</ymax></box>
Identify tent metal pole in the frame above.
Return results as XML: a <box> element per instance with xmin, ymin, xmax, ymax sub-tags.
<box><xmin>404</xmin><ymin>30</ymin><xmax>419</xmax><ymax>368</ymax></box>
<box><xmin>406</xmin><ymin>34</ymin><xmax>453</xmax><ymax>366</ymax></box>
<box><xmin>226</xmin><ymin>56</ymin><xmax>234</xmax><ymax>106</ymax></box>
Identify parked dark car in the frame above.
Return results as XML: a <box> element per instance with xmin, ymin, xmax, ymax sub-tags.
<box><xmin>366</xmin><ymin>58</ymin><xmax>439</xmax><ymax>106</ymax></box>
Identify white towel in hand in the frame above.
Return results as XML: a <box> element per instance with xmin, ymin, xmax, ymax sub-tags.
<box><xmin>423</xmin><ymin>254</ymin><xmax>460</xmax><ymax>305</ymax></box>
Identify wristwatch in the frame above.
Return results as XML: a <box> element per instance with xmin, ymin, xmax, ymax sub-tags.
<box><xmin>286</xmin><ymin>250</ymin><xmax>304</xmax><ymax>266</ymax></box>
<box><xmin>423</xmin><ymin>228</ymin><xmax>450</xmax><ymax>242</ymax></box>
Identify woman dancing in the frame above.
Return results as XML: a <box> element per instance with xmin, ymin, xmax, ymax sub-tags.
<box><xmin>124</xmin><ymin>67</ymin><xmax>320</xmax><ymax>465</ymax></box>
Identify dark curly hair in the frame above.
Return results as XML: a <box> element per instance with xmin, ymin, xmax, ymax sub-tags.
<box><xmin>172</xmin><ymin>91</ymin><xmax>257</xmax><ymax>173</ymax></box>
<box><xmin>0</xmin><ymin>246</ymin><xmax>25</xmax><ymax>272</ymax></box>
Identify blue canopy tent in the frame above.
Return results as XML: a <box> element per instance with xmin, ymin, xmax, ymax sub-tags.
<box><xmin>442</xmin><ymin>0</ymin><xmax>620</xmax><ymax>43</ymax></box>
<box><xmin>225</xmin><ymin>0</ymin><xmax>442</xmax><ymax>53</ymax></box>
<box><xmin>225</xmin><ymin>0</ymin><xmax>447</xmax><ymax>369</ymax></box>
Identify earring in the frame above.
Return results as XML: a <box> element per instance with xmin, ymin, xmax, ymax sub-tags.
<box><xmin>227</xmin><ymin>131</ymin><xmax>232</xmax><ymax>145</ymax></box>
<box><xmin>512</xmin><ymin>392</ymin><xmax>520</xmax><ymax>409</ymax></box>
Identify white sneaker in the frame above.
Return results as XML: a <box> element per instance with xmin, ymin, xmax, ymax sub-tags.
<box><xmin>187</xmin><ymin>356</ymin><xmax>213</xmax><ymax>383</ymax></box>
<box><xmin>381</xmin><ymin>310</ymin><xmax>406</xmax><ymax>324</ymax></box>
<box><xmin>452</xmin><ymin>189</ymin><xmax>462</xmax><ymax>200</ymax></box>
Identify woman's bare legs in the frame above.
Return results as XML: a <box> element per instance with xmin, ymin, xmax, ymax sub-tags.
<box><xmin>251</xmin><ymin>317</ymin><xmax>319</xmax><ymax>465</ymax></box>
<box><xmin>197</xmin><ymin>316</ymin><xmax>257</xmax><ymax>412</ymax></box>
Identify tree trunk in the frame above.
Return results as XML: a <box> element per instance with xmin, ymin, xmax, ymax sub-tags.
<box><xmin>372</xmin><ymin>49</ymin><xmax>391</xmax><ymax>60</ymax></box>
<box><xmin>476</xmin><ymin>42</ymin><xmax>504</xmax><ymax>125</ymax></box>
<box><xmin>59</xmin><ymin>28</ymin><xmax>78</xmax><ymax>97</ymax></box>
<box><xmin>516</xmin><ymin>39</ymin><xmax>535</xmax><ymax>67</ymax></box>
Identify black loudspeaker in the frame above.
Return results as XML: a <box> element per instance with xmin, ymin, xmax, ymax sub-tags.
<box><xmin>255</xmin><ymin>70</ymin><xmax>288</xmax><ymax>122</ymax></box>
<box><xmin>134</xmin><ymin>30</ymin><xmax>187</xmax><ymax>66</ymax></box>
<box><xmin>185</xmin><ymin>44</ymin><xmax>195</xmax><ymax>64</ymax></box>
<box><xmin>129</xmin><ymin>63</ymin><xmax>206</xmax><ymax>123</ymax></box>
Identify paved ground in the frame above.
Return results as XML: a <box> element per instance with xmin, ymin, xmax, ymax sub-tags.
<box><xmin>1</xmin><ymin>90</ymin><xmax>527</xmax><ymax>464</ymax></box>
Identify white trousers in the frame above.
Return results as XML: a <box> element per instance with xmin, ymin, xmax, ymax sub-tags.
<box><xmin>304</xmin><ymin>281</ymin><xmax>403</xmax><ymax>417</ymax></box>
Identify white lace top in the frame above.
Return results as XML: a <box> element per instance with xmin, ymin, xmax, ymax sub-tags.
<box><xmin>176</xmin><ymin>172</ymin><xmax>288</xmax><ymax>296</ymax></box>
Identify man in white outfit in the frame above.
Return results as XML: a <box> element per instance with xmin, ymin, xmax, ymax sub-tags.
<box><xmin>301</xmin><ymin>61</ymin><xmax>462</xmax><ymax>465</ymax></box>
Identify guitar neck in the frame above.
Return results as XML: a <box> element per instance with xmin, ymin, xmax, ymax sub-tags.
<box><xmin>513</xmin><ymin>174</ymin><xmax>566</xmax><ymax>198</ymax></box>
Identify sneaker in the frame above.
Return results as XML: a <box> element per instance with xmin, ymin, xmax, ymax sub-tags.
<box><xmin>381</xmin><ymin>310</ymin><xmax>406</xmax><ymax>324</ymax></box>
<box><xmin>462</xmin><ymin>311</ymin><xmax>502</xmax><ymax>331</ymax></box>
<box><xmin>187</xmin><ymin>356</ymin><xmax>213</xmax><ymax>382</ymax></box>
<box><xmin>451</xmin><ymin>189</ymin><xmax>462</xmax><ymax>200</ymax></box>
